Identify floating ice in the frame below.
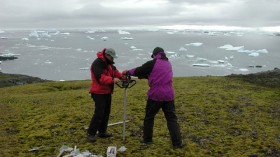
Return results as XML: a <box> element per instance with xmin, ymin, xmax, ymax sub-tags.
<box><xmin>130</xmin><ymin>46</ymin><xmax>137</xmax><ymax>49</ymax></box>
<box><xmin>44</xmin><ymin>61</ymin><xmax>52</xmax><ymax>64</ymax></box>
<box><xmin>217</xmin><ymin>60</ymin><xmax>225</xmax><ymax>64</ymax></box>
<box><xmin>86</xmin><ymin>36</ymin><xmax>95</xmax><ymax>40</ymax></box>
<box><xmin>248</xmin><ymin>52</ymin><xmax>259</xmax><ymax>57</ymax></box>
<box><xmin>0</xmin><ymin>53</ymin><xmax>20</xmax><ymax>57</ymax></box>
<box><xmin>118</xmin><ymin>30</ymin><xmax>130</xmax><ymax>35</ymax></box>
<box><xmin>85</xmin><ymin>30</ymin><xmax>96</xmax><ymax>34</ymax></box>
<box><xmin>29</xmin><ymin>30</ymin><xmax>51</xmax><ymax>38</ymax></box>
<box><xmin>121</xmin><ymin>37</ymin><xmax>134</xmax><ymax>40</ymax></box>
<box><xmin>193</xmin><ymin>63</ymin><xmax>210</xmax><ymax>67</ymax></box>
<box><xmin>219</xmin><ymin>44</ymin><xmax>244</xmax><ymax>51</ymax></box>
<box><xmin>61</xmin><ymin>32</ymin><xmax>70</xmax><ymax>35</ymax></box>
<box><xmin>239</xmin><ymin>68</ymin><xmax>249</xmax><ymax>72</ymax></box>
<box><xmin>179</xmin><ymin>47</ymin><xmax>187</xmax><ymax>51</ymax></box>
<box><xmin>186</xmin><ymin>54</ymin><xmax>195</xmax><ymax>58</ymax></box>
<box><xmin>166</xmin><ymin>51</ymin><xmax>176</xmax><ymax>54</ymax></box>
<box><xmin>256</xmin><ymin>49</ymin><xmax>268</xmax><ymax>53</ymax></box>
<box><xmin>101</xmin><ymin>36</ymin><xmax>108</xmax><ymax>41</ymax></box>
<box><xmin>132</xmin><ymin>48</ymin><xmax>143</xmax><ymax>51</ymax></box>
<box><xmin>22</xmin><ymin>38</ymin><xmax>29</xmax><ymax>41</ymax></box>
<box><xmin>185</xmin><ymin>42</ymin><xmax>203</xmax><ymax>47</ymax></box>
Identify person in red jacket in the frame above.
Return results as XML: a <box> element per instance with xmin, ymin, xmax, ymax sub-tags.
<box><xmin>87</xmin><ymin>48</ymin><xmax>123</xmax><ymax>142</ymax></box>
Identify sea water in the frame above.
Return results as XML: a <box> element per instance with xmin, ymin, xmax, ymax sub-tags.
<box><xmin>0</xmin><ymin>29</ymin><xmax>279</xmax><ymax>81</ymax></box>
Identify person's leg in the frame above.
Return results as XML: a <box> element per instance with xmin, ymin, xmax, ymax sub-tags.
<box><xmin>98</xmin><ymin>94</ymin><xmax>112</xmax><ymax>137</ymax></box>
<box><xmin>162</xmin><ymin>100</ymin><xmax>182</xmax><ymax>147</ymax></box>
<box><xmin>143</xmin><ymin>99</ymin><xmax>161</xmax><ymax>143</ymax></box>
<box><xmin>87</xmin><ymin>94</ymin><xmax>106</xmax><ymax>136</ymax></box>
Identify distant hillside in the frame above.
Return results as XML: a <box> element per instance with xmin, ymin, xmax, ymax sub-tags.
<box><xmin>0</xmin><ymin>72</ymin><xmax>49</xmax><ymax>88</ymax></box>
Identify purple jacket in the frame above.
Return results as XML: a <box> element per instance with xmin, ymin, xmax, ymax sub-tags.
<box><xmin>128</xmin><ymin>53</ymin><xmax>174</xmax><ymax>101</ymax></box>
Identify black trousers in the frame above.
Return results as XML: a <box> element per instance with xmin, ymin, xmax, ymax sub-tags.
<box><xmin>87</xmin><ymin>93</ymin><xmax>111</xmax><ymax>136</ymax></box>
<box><xmin>144</xmin><ymin>99</ymin><xmax>182</xmax><ymax>146</ymax></box>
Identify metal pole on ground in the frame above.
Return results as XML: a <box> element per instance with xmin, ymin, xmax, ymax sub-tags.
<box><xmin>123</xmin><ymin>88</ymin><xmax>127</xmax><ymax>142</ymax></box>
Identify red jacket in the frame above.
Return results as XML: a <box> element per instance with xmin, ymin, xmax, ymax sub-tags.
<box><xmin>89</xmin><ymin>49</ymin><xmax>122</xmax><ymax>94</ymax></box>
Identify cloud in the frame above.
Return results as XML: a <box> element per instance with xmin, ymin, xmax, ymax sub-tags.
<box><xmin>0</xmin><ymin>0</ymin><xmax>279</xmax><ymax>29</ymax></box>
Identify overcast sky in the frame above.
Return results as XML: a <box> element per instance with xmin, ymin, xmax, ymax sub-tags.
<box><xmin>1</xmin><ymin>0</ymin><xmax>280</xmax><ymax>29</ymax></box>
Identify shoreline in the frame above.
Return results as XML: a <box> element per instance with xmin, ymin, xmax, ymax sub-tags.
<box><xmin>1</xmin><ymin>67</ymin><xmax>279</xmax><ymax>88</ymax></box>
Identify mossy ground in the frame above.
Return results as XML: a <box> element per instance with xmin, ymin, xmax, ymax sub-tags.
<box><xmin>0</xmin><ymin>76</ymin><xmax>279</xmax><ymax>157</ymax></box>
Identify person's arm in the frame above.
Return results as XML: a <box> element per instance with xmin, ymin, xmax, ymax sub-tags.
<box><xmin>128</xmin><ymin>60</ymin><xmax>156</xmax><ymax>78</ymax></box>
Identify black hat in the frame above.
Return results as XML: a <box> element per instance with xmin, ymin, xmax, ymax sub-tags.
<box><xmin>151</xmin><ymin>47</ymin><xmax>164</xmax><ymax>58</ymax></box>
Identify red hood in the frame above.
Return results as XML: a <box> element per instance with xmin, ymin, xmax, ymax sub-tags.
<box><xmin>97</xmin><ymin>48</ymin><xmax>106</xmax><ymax>61</ymax></box>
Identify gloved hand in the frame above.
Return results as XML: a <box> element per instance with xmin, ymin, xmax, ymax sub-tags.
<box><xmin>120</xmin><ymin>75</ymin><xmax>127</xmax><ymax>80</ymax></box>
<box><xmin>113</xmin><ymin>78</ymin><xmax>121</xmax><ymax>83</ymax></box>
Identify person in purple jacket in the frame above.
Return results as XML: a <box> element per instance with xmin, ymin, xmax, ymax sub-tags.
<box><xmin>123</xmin><ymin>47</ymin><xmax>183</xmax><ymax>149</ymax></box>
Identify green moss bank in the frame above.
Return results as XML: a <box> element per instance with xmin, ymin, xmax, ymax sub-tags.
<box><xmin>0</xmin><ymin>69</ymin><xmax>279</xmax><ymax>157</ymax></box>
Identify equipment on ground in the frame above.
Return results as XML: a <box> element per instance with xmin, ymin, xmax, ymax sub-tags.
<box><xmin>116</xmin><ymin>74</ymin><xmax>136</xmax><ymax>142</ymax></box>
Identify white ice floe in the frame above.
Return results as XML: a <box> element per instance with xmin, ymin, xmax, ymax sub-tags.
<box><xmin>101</xmin><ymin>36</ymin><xmax>108</xmax><ymax>41</ymax></box>
<box><xmin>44</xmin><ymin>60</ymin><xmax>52</xmax><ymax>64</ymax></box>
<box><xmin>22</xmin><ymin>38</ymin><xmax>29</xmax><ymax>41</ymax></box>
<box><xmin>192</xmin><ymin>63</ymin><xmax>210</xmax><ymax>67</ymax></box>
<box><xmin>248</xmin><ymin>52</ymin><xmax>259</xmax><ymax>57</ymax></box>
<box><xmin>85</xmin><ymin>30</ymin><xmax>96</xmax><ymax>34</ymax></box>
<box><xmin>256</xmin><ymin>49</ymin><xmax>268</xmax><ymax>53</ymax></box>
<box><xmin>29</xmin><ymin>30</ymin><xmax>51</xmax><ymax>38</ymax></box>
<box><xmin>0</xmin><ymin>53</ymin><xmax>21</xmax><ymax>57</ymax></box>
<box><xmin>118</xmin><ymin>30</ymin><xmax>130</xmax><ymax>35</ymax></box>
<box><xmin>219</xmin><ymin>44</ymin><xmax>244</xmax><ymax>51</ymax></box>
<box><xmin>179</xmin><ymin>47</ymin><xmax>187</xmax><ymax>51</ymax></box>
<box><xmin>121</xmin><ymin>37</ymin><xmax>134</xmax><ymax>40</ymax></box>
<box><xmin>239</xmin><ymin>68</ymin><xmax>249</xmax><ymax>72</ymax></box>
<box><xmin>61</xmin><ymin>32</ymin><xmax>70</xmax><ymax>35</ymax></box>
<box><xmin>132</xmin><ymin>48</ymin><xmax>143</xmax><ymax>51</ymax></box>
<box><xmin>220</xmin><ymin>45</ymin><xmax>269</xmax><ymax>57</ymax></box>
<box><xmin>130</xmin><ymin>46</ymin><xmax>137</xmax><ymax>49</ymax></box>
<box><xmin>166</xmin><ymin>51</ymin><xmax>176</xmax><ymax>54</ymax></box>
<box><xmin>86</xmin><ymin>36</ymin><xmax>95</xmax><ymax>40</ymax></box>
<box><xmin>186</xmin><ymin>54</ymin><xmax>195</xmax><ymax>58</ymax></box>
<box><xmin>217</xmin><ymin>60</ymin><xmax>225</xmax><ymax>64</ymax></box>
<box><xmin>79</xmin><ymin>67</ymin><xmax>89</xmax><ymax>70</ymax></box>
<box><xmin>185</xmin><ymin>42</ymin><xmax>203</xmax><ymax>47</ymax></box>
<box><xmin>129</xmin><ymin>46</ymin><xmax>143</xmax><ymax>51</ymax></box>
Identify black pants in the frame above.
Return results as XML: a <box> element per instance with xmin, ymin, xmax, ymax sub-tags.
<box><xmin>87</xmin><ymin>93</ymin><xmax>111</xmax><ymax>136</ymax></box>
<box><xmin>144</xmin><ymin>99</ymin><xmax>182</xmax><ymax>146</ymax></box>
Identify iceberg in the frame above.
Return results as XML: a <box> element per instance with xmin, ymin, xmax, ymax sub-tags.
<box><xmin>61</xmin><ymin>32</ymin><xmax>70</xmax><ymax>35</ymax></box>
<box><xmin>29</xmin><ymin>30</ymin><xmax>51</xmax><ymax>38</ymax></box>
<box><xmin>118</xmin><ymin>30</ymin><xmax>130</xmax><ymax>35</ymax></box>
<box><xmin>219</xmin><ymin>44</ymin><xmax>244</xmax><ymax>51</ymax></box>
<box><xmin>86</xmin><ymin>36</ymin><xmax>95</xmax><ymax>40</ymax></box>
<box><xmin>22</xmin><ymin>38</ymin><xmax>29</xmax><ymax>41</ymax></box>
<box><xmin>248</xmin><ymin>52</ymin><xmax>259</xmax><ymax>57</ymax></box>
<box><xmin>239</xmin><ymin>68</ymin><xmax>249</xmax><ymax>72</ymax></box>
<box><xmin>186</xmin><ymin>42</ymin><xmax>203</xmax><ymax>47</ymax></box>
<box><xmin>101</xmin><ymin>36</ymin><xmax>108</xmax><ymax>41</ymax></box>
<box><xmin>121</xmin><ymin>37</ymin><xmax>134</xmax><ymax>40</ymax></box>
<box><xmin>192</xmin><ymin>63</ymin><xmax>210</xmax><ymax>67</ymax></box>
<box><xmin>256</xmin><ymin>49</ymin><xmax>268</xmax><ymax>53</ymax></box>
<box><xmin>179</xmin><ymin>47</ymin><xmax>187</xmax><ymax>51</ymax></box>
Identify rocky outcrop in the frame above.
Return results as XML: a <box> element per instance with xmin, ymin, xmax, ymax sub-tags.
<box><xmin>227</xmin><ymin>68</ymin><xmax>280</xmax><ymax>88</ymax></box>
<box><xmin>0</xmin><ymin>72</ymin><xmax>50</xmax><ymax>88</ymax></box>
